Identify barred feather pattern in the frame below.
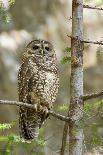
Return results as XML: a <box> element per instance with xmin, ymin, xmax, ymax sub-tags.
<box><xmin>18</xmin><ymin>40</ymin><xmax>59</xmax><ymax>141</ymax></box>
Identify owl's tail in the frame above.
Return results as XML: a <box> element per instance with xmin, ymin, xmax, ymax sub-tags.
<box><xmin>19</xmin><ymin>107</ymin><xmax>44</xmax><ymax>142</ymax></box>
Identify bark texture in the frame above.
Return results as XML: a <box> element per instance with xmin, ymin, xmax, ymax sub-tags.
<box><xmin>69</xmin><ymin>0</ymin><xmax>83</xmax><ymax>155</ymax></box>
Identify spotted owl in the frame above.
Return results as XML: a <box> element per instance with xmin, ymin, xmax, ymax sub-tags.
<box><xmin>18</xmin><ymin>39</ymin><xmax>59</xmax><ymax>142</ymax></box>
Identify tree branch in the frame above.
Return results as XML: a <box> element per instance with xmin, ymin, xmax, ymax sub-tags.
<box><xmin>0</xmin><ymin>100</ymin><xmax>34</xmax><ymax>108</ymax></box>
<box><xmin>60</xmin><ymin>122</ymin><xmax>69</xmax><ymax>155</ymax></box>
<box><xmin>83</xmin><ymin>40</ymin><xmax>103</xmax><ymax>45</ymax></box>
<box><xmin>0</xmin><ymin>89</ymin><xmax>103</xmax><ymax>121</ymax></box>
<box><xmin>67</xmin><ymin>35</ymin><xmax>103</xmax><ymax>45</ymax></box>
<box><xmin>48</xmin><ymin>110</ymin><xmax>69</xmax><ymax>122</ymax></box>
<box><xmin>83</xmin><ymin>91</ymin><xmax>103</xmax><ymax>101</ymax></box>
<box><xmin>0</xmin><ymin>90</ymin><xmax>103</xmax><ymax>122</ymax></box>
<box><xmin>83</xmin><ymin>5</ymin><xmax>103</xmax><ymax>11</ymax></box>
<box><xmin>0</xmin><ymin>100</ymin><xmax>70</xmax><ymax>123</ymax></box>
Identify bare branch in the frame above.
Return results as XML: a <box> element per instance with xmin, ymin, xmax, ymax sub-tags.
<box><xmin>83</xmin><ymin>91</ymin><xmax>103</xmax><ymax>101</ymax></box>
<box><xmin>0</xmin><ymin>100</ymin><xmax>34</xmax><ymax>108</ymax></box>
<box><xmin>0</xmin><ymin>89</ymin><xmax>103</xmax><ymax>123</ymax></box>
<box><xmin>67</xmin><ymin>35</ymin><xmax>103</xmax><ymax>45</ymax></box>
<box><xmin>60</xmin><ymin>122</ymin><xmax>69</xmax><ymax>155</ymax></box>
<box><xmin>0</xmin><ymin>100</ymin><xmax>70</xmax><ymax>122</ymax></box>
<box><xmin>83</xmin><ymin>40</ymin><xmax>103</xmax><ymax>45</ymax></box>
<box><xmin>49</xmin><ymin>111</ymin><xmax>69</xmax><ymax>122</ymax></box>
<box><xmin>83</xmin><ymin>5</ymin><xmax>103</xmax><ymax>11</ymax></box>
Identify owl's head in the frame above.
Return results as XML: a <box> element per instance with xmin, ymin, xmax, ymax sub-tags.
<box><xmin>23</xmin><ymin>39</ymin><xmax>55</xmax><ymax>61</ymax></box>
<box><xmin>22</xmin><ymin>39</ymin><xmax>57</xmax><ymax>72</ymax></box>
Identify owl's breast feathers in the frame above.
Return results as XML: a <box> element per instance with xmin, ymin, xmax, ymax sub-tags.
<box><xmin>18</xmin><ymin>58</ymin><xmax>59</xmax><ymax>106</ymax></box>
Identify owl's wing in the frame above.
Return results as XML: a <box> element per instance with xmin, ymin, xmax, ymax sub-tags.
<box><xmin>18</xmin><ymin>61</ymin><xmax>42</xmax><ymax>140</ymax></box>
<box><xmin>18</xmin><ymin>61</ymin><xmax>33</xmax><ymax>103</ymax></box>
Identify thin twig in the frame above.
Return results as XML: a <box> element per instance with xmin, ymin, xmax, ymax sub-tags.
<box><xmin>83</xmin><ymin>5</ymin><xmax>103</xmax><ymax>11</ymax></box>
<box><xmin>77</xmin><ymin>2</ymin><xmax>103</xmax><ymax>11</ymax></box>
<box><xmin>49</xmin><ymin>110</ymin><xmax>69</xmax><ymax>122</ymax></box>
<box><xmin>60</xmin><ymin>122</ymin><xmax>69</xmax><ymax>155</ymax></box>
<box><xmin>83</xmin><ymin>91</ymin><xmax>103</xmax><ymax>101</ymax></box>
<box><xmin>83</xmin><ymin>40</ymin><xmax>103</xmax><ymax>45</ymax></box>
<box><xmin>67</xmin><ymin>35</ymin><xmax>103</xmax><ymax>45</ymax></box>
<box><xmin>0</xmin><ymin>100</ymin><xmax>70</xmax><ymax>122</ymax></box>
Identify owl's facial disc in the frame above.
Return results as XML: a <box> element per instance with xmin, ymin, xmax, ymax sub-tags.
<box><xmin>26</xmin><ymin>40</ymin><xmax>54</xmax><ymax>59</ymax></box>
<box><xmin>30</xmin><ymin>44</ymin><xmax>51</xmax><ymax>56</ymax></box>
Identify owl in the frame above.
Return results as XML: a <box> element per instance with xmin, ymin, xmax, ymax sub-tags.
<box><xmin>18</xmin><ymin>39</ymin><xmax>59</xmax><ymax>142</ymax></box>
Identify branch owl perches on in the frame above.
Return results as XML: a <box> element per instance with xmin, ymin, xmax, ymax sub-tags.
<box><xmin>18</xmin><ymin>39</ymin><xmax>59</xmax><ymax>142</ymax></box>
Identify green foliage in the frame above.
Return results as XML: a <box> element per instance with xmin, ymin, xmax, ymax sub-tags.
<box><xmin>0</xmin><ymin>135</ymin><xmax>20</xmax><ymax>143</ymax></box>
<box><xmin>0</xmin><ymin>149</ymin><xmax>11</xmax><ymax>155</ymax></box>
<box><xmin>0</xmin><ymin>0</ymin><xmax>15</xmax><ymax>24</ymax></box>
<box><xmin>90</xmin><ymin>125</ymin><xmax>101</xmax><ymax>146</ymax></box>
<box><xmin>0</xmin><ymin>2</ymin><xmax>9</xmax><ymax>23</ymax></box>
<box><xmin>36</xmin><ymin>139</ymin><xmax>47</xmax><ymax>147</ymax></box>
<box><xmin>0</xmin><ymin>134</ymin><xmax>47</xmax><ymax>147</ymax></box>
<box><xmin>0</xmin><ymin>121</ymin><xmax>46</xmax><ymax>154</ymax></box>
<box><xmin>0</xmin><ymin>122</ymin><xmax>15</xmax><ymax>130</ymax></box>
<box><xmin>57</xmin><ymin>104</ymin><xmax>68</xmax><ymax>112</ymax></box>
<box><xmin>77</xmin><ymin>101</ymin><xmax>103</xmax><ymax>147</ymax></box>
<box><xmin>64</xmin><ymin>47</ymin><xmax>71</xmax><ymax>53</ymax></box>
<box><xmin>61</xmin><ymin>47</ymin><xmax>71</xmax><ymax>64</ymax></box>
<box><xmin>78</xmin><ymin>101</ymin><xmax>103</xmax><ymax>128</ymax></box>
<box><xmin>61</xmin><ymin>56</ymin><xmax>71</xmax><ymax>64</ymax></box>
<box><xmin>8</xmin><ymin>0</ymin><xmax>15</xmax><ymax>6</ymax></box>
<box><xmin>84</xmin><ymin>100</ymin><xmax>103</xmax><ymax>114</ymax></box>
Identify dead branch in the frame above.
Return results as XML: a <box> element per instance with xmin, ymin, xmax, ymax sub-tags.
<box><xmin>0</xmin><ymin>100</ymin><xmax>70</xmax><ymax>123</ymax></box>
<box><xmin>83</xmin><ymin>5</ymin><xmax>103</xmax><ymax>11</ymax></box>
<box><xmin>83</xmin><ymin>91</ymin><xmax>103</xmax><ymax>101</ymax></box>
<box><xmin>67</xmin><ymin>35</ymin><xmax>103</xmax><ymax>45</ymax></box>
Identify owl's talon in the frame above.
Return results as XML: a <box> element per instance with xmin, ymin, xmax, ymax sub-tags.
<box><xmin>33</xmin><ymin>104</ymin><xmax>37</xmax><ymax>111</ymax></box>
<box><xmin>44</xmin><ymin>108</ymin><xmax>49</xmax><ymax>116</ymax></box>
<box><xmin>37</xmin><ymin>105</ymin><xmax>42</xmax><ymax>111</ymax></box>
<box><xmin>41</xmin><ymin>107</ymin><xmax>48</xmax><ymax>116</ymax></box>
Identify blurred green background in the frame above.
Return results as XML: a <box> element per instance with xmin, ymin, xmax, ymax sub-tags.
<box><xmin>0</xmin><ymin>0</ymin><xmax>103</xmax><ymax>154</ymax></box>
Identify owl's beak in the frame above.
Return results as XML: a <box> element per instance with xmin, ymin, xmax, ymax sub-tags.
<box><xmin>41</xmin><ymin>49</ymin><xmax>44</xmax><ymax>55</ymax></box>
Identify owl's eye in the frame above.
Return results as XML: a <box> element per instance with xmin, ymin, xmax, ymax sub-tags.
<box><xmin>45</xmin><ymin>47</ymin><xmax>50</xmax><ymax>51</ymax></box>
<box><xmin>32</xmin><ymin>45</ymin><xmax>39</xmax><ymax>50</ymax></box>
<box><xmin>28</xmin><ymin>50</ymin><xmax>32</xmax><ymax>54</ymax></box>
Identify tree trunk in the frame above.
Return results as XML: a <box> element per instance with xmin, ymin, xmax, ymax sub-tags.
<box><xmin>69</xmin><ymin>0</ymin><xmax>83</xmax><ymax>155</ymax></box>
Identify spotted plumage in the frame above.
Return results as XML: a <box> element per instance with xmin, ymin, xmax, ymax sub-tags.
<box><xmin>18</xmin><ymin>39</ymin><xmax>59</xmax><ymax>141</ymax></box>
